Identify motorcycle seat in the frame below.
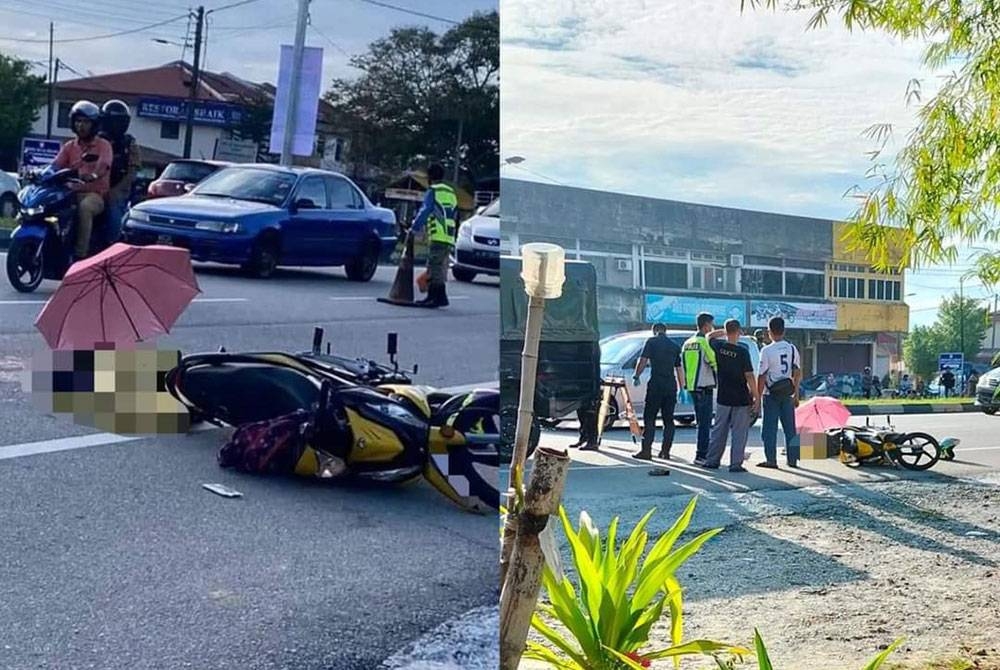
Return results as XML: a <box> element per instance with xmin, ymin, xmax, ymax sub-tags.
<box><xmin>881</xmin><ymin>432</ymin><xmax>906</xmax><ymax>443</ymax></box>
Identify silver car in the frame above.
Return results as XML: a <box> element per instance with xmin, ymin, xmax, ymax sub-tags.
<box><xmin>598</xmin><ymin>329</ymin><xmax>762</xmax><ymax>428</ymax></box>
<box><xmin>451</xmin><ymin>198</ymin><xmax>499</xmax><ymax>282</ymax></box>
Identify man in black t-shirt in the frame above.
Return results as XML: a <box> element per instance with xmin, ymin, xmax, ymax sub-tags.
<box><xmin>632</xmin><ymin>323</ymin><xmax>684</xmax><ymax>461</ymax></box>
<box><xmin>703</xmin><ymin>319</ymin><xmax>760</xmax><ymax>472</ymax></box>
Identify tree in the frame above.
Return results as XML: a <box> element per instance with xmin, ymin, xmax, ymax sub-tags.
<box><xmin>936</xmin><ymin>293</ymin><xmax>989</xmax><ymax>363</ymax></box>
<box><xmin>228</xmin><ymin>91</ymin><xmax>278</xmax><ymax>163</ymax></box>
<box><xmin>741</xmin><ymin>1</ymin><xmax>1000</xmax><ymax>285</ymax></box>
<box><xmin>903</xmin><ymin>293</ymin><xmax>987</xmax><ymax>377</ymax></box>
<box><xmin>325</xmin><ymin>11</ymin><xmax>498</xmax><ymax>186</ymax></box>
<box><xmin>0</xmin><ymin>54</ymin><xmax>46</xmax><ymax>171</ymax></box>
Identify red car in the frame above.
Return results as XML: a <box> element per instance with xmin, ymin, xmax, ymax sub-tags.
<box><xmin>147</xmin><ymin>160</ymin><xmax>231</xmax><ymax>199</ymax></box>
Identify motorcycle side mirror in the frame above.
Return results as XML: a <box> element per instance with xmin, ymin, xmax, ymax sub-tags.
<box><xmin>387</xmin><ymin>333</ymin><xmax>398</xmax><ymax>357</ymax></box>
<box><xmin>183</xmin><ymin>183</ymin><xmax>197</xmax><ymax>193</ymax></box>
<box><xmin>413</xmin><ymin>364</ymin><xmax>419</xmax><ymax>375</ymax></box>
<box><xmin>312</xmin><ymin>327</ymin><xmax>324</xmax><ymax>354</ymax></box>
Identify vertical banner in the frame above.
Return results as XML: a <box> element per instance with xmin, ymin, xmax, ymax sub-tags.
<box><xmin>269</xmin><ymin>45</ymin><xmax>324</xmax><ymax>156</ymax></box>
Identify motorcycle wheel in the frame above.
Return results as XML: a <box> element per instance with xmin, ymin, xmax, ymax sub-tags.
<box><xmin>6</xmin><ymin>237</ymin><xmax>44</xmax><ymax>293</ymax></box>
<box><xmin>891</xmin><ymin>432</ymin><xmax>941</xmax><ymax>471</ymax></box>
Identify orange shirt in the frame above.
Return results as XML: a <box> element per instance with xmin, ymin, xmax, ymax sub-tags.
<box><xmin>52</xmin><ymin>136</ymin><xmax>113</xmax><ymax>196</ymax></box>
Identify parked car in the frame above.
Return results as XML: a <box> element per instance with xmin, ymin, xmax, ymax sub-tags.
<box><xmin>122</xmin><ymin>165</ymin><xmax>396</xmax><ymax>280</ymax></box>
<box><xmin>595</xmin><ymin>329</ymin><xmax>761</xmax><ymax>428</ymax></box>
<box><xmin>0</xmin><ymin>171</ymin><xmax>19</xmax><ymax>219</ymax></box>
<box><xmin>800</xmin><ymin>373</ymin><xmax>865</xmax><ymax>400</ymax></box>
<box><xmin>146</xmin><ymin>159</ymin><xmax>230</xmax><ymax>199</ymax></box>
<box><xmin>452</xmin><ymin>198</ymin><xmax>499</xmax><ymax>282</ymax></box>
<box><xmin>975</xmin><ymin>366</ymin><xmax>1000</xmax><ymax>414</ymax></box>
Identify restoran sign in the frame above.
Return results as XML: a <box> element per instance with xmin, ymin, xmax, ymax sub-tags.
<box><xmin>137</xmin><ymin>97</ymin><xmax>243</xmax><ymax>128</ymax></box>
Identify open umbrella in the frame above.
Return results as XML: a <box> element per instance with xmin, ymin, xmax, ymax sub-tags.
<box><xmin>795</xmin><ymin>395</ymin><xmax>852</xmax><ymax>434</ymax></box>
<box><xmin>35</xmin><ymin>243</ymin><xmax>200</xmax><ymax>350</ymax></box>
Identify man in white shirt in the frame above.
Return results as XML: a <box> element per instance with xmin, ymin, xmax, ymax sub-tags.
<box><xmin>756</xmin><ymin>316</ymin><xmax>801</xmax><ymax>468</ymax></box>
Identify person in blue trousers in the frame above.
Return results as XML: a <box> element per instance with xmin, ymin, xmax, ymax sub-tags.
<box><xmin>756</xmin><ymin>316</ymin><xmax>801</xmax><ymax>469</ymax></box>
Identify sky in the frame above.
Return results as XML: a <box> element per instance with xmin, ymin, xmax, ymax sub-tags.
<box><xmin>0</xmin><ymin>0</ymin><xmax>495</xmax><ymax>87</ymax></box>
<box><xmin>500</xmin><ymin>0</ymin><xmax>990</xmax><ymax>330</ymax></box>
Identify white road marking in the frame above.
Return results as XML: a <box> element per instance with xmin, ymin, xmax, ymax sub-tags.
<box><xmin>333</xmin><ymin>296</ymin><xmax>472</xmax><ymax>301</ymax></box>
<box><xmin>0</xmin><ymin>433</ymin><xmax>140</xmax><ymax>461</ymax></box>
<box><xmin>0</xmin><ymin>381</ymin><xmax>500</xmax><ymax>460</ymax></box>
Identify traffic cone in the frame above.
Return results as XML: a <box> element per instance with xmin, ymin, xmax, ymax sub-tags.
<box><xmin>377</xmin><ymin>230</ymin><xmax>421</xmax><ymax>307</ymax></box>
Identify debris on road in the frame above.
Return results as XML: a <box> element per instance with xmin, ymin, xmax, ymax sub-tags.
<box><xmin>202</xmin><ymin>483</ymin><xmax>243</xmax><ymax>498</ymax></box>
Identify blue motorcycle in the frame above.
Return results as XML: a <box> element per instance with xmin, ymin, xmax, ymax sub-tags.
<box><xmin>5</xmin><ymin>154</ymin><xmax>111</xmax><ymax>293</ymax></box>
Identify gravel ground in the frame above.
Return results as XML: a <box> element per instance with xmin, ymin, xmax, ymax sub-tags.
<box><xmin>523</xmin><ymin>473</ymin><xmax>1000</xmax><ymax>669</ymax></box>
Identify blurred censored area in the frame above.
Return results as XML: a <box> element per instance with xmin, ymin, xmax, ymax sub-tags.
<box><xmin>24</xmin><ymin>346</ymin><xmax>191</xmax><ymax>435</ymax></box>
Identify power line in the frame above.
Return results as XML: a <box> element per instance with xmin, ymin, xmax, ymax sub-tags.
<box><xmin>503</xmin><ymin>163</ymin><xmax>568</xmax><ymax>187</ymax></box>
<box><xmin>0</xmin><ymin>12</ymin><xmax>189</xmax><ymax>43</ymax></box>
<box><xmin>352</xmin><ymin>0</ymin><xmax>459</xmax><ymax>25</ymax></box>
<box><xmin>207</xmin><ymin>0</ymin><xmax>266</xmax><ymax>13</ymax></box>
<box><xmin>309</xmin><ymin>24</ymin><xmax>351</xmax><ymax>58</ymax></box>
<box><xmin>39</xmin><ymin>0</ymin><xmax>184</xmax><ymax>21</ymax></box>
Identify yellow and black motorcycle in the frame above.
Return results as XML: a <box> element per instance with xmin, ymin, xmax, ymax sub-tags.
<box><xmin>165</xmin><ymin>337</ymin><xmax>499</xmax><ymax>513</ymax></box>
<box><xmin>826</xmin><ymin>424</ymin><xmax>942</xmax><ymax>470</ymax></box>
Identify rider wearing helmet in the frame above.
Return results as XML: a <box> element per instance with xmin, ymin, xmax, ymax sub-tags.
<box><xmin>50</xmin><ymin>100</ymin><xmax>113</xmax><ymax>260</ymax></box>
<box><xmin>98</xmin><ymin>100</ymin><xmax>141</xmax><ymax>245</ymax></box>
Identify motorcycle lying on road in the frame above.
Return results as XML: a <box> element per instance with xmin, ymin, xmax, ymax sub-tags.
<box><xmin>826</xmin><ymin>424</ymin><xmax>953</xmax><ymax>470</ymax></box>
<box><xmin>165</xmin><ymin>333</ymin><xmax>499</xmax><ymax>513</ymax></box>
<box><xmin>6</xmin><ymin>154</ymin><xmax>113</xmax><ymax>293</ymax></box>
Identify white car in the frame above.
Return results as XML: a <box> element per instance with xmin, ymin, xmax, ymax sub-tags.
<box><xmin>451</xmin><ymin>198</ymin><xmax>499</xmax><ymax>282</ymax></box>
<box><xmin>0</xmin><ymin>172</ymin><xmax>19</xmax><ymax>219</ymax></box>
<box><xmin>598</xmin><ymin>329</ymin><xmax>762</xmax><ymax>428</ymax></box>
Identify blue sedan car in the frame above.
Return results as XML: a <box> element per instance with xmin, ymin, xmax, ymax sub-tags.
<box><xmin>122</xmin><ymin>165</ymin><xmax>397</xmax><ymax>281</ymax></box>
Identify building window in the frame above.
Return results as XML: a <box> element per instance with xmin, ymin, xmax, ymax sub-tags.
<box><xmin>785</xmin><ymin>271</ymin><xmax>824</xmax><ymax>298</ymax></box>
<box><xmin>56</xmin><ymin>102</ymin><xmax>73</xmax><ymax>129</ymax></box>
<box><xmin>161</xmin><ymin>121</ymin><xmax>180</xmax><ymax>140</ymax></box>
<box><xmin>831</xmin><ymin>276</ymin><xmax>866</xmax><ymax>299</ymax></box>
<box><xmin>742</xmin><ymin>268</ymin><xmax>783</xmax><ymax>295</ymax></box>
<box><xmin>691</xmin><ymin>266</ymin><xmax>737</xmax><ymax>293</ymax></box>
<box><xmin>865</xmin><ymin>278</ymin><xmax>902</xmax><ymax>302</ymax></box>
<box><xmin>644</xmin><ymin>260</ymin><xmax>687</xmax><ymax>289</ymax></box>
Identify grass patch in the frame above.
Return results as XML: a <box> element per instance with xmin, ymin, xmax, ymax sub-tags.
<box><xmin>843</xmin><ymin>397</ymin><xmax>972</xmax><ymax>406</ymax></box>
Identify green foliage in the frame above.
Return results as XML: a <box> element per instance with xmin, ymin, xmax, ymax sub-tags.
<box><xmin>740</xmin><ymin>0</ymin><xmax>1000</xmax><ymax>286</ymax></box>
<box><xmin>0</xmin><ymin>54</ymin><xmax>46</xmax><ymax>171</ymax></box>
<box><xmin>904</xmin><ymin>293</ymin><xmax>987</xmax><ymax>377</ymax></box>
<box><xmin>324</xmin><ymin>11</ymin><xmax>498</xmax><ymax>185</ymax></box>
<box><xmin>525</xmin><ymin>498</ymin><xmax>750</xmax><ymax>669</ymax></box>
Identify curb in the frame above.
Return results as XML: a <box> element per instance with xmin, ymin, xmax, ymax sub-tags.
<box><xmin>380</xmin><ymin>604</ymin><xmax>499</xmax><ymax>670</ymax></box>
<box><xmin>844</xmin><ymin>402</ymin><xmax>980</xmax><ymax>415</ymax></box>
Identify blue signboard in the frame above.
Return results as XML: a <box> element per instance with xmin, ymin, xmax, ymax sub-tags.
<box><xmin>645</xmin><ymin>294</ymin><xmax>747</xmax><ymax>325</ymax></box>
<box><xmin>136</xmin><ymin>97</ymin><xmax>243</xmax><ymax>127</ymax></box>
<box><xmin>20</xmin><ymin>138</ymin><xmax>63</xmax><ymax>169</ymax></box>
<box><xmin>939</xmin><ymin>352</ymin><xmax>964</xmax><ymax>372</ymax></box>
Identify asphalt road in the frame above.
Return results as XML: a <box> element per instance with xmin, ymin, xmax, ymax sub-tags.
<box><xmin>0</xmin><ymin>260</ymin><xmax>500</xmax><ymax>670</ymax></box>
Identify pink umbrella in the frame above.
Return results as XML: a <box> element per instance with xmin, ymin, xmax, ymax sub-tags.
<box><xmin>795</xmin><ymin>396</ymin><xmax>852</xmax><ymax>434</ymax></box>
<box><xmin>35</xmin><ymin>243</ymin><xmax>201</xmax><ymax>350</ymax></box>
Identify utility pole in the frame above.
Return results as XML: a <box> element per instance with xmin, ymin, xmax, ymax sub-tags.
<box><xmin>452</xmin><ymin>116</ymin><xmax>464</xmax><ymax>184</ymax></box>
<box><xmin>281</xmin><ymin>0</ymin><xmax>310</xmax><ymax>166</ymax></box>
<box><xmin>183</xmin><ymin>6</ymin><xmax>205</xmax><ymax>159</ymax></box>
<box><xmin>46</xmin><ymin>22</ymin><xmax>54</xmax><ymax>138</ymax></box>
<box><xmin>960</xmin><ymin>277</ymin><xmax>965</xmax><ymax>358</ymax></box>
<box><xmin>993</xmin><ymin>294</ymin><xmax>998</xmax><ymax>351</ymax></box>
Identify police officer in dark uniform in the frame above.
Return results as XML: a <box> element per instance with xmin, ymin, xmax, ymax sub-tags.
<box><xmin>632</xmin><ymin>323</ymin><xmax>685</xmax><ymax>461</ymax></box>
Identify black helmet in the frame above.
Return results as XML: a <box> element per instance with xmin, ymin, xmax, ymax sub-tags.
<box><xmin>100</xmin><ymin>99</ymin><xmax>131</xmax><ymax>137</ymax></box>
<box><xmin>70</xmin><ymin>100</ymin><xmax>100</xmax><ymax>137</ymax></box>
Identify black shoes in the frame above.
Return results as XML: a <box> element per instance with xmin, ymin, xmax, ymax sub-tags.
<box><xmin>632</xmin><ymin>451</ymin><xmax>653</xmax><ymax>460</ymax></box>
